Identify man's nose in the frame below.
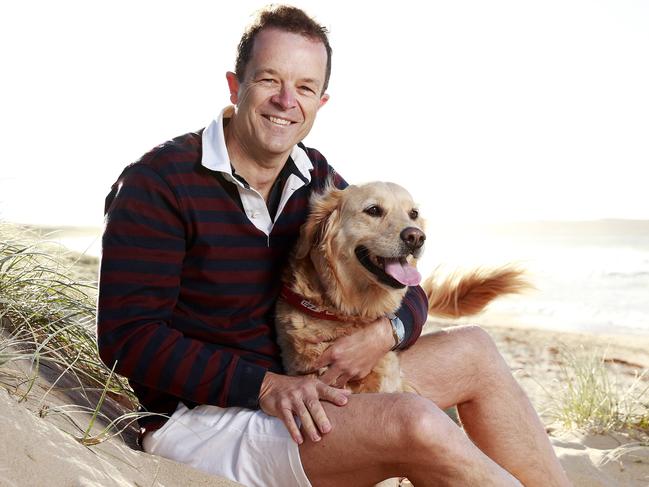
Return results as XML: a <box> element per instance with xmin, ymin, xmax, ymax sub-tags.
<box><xmin>270</xmin><ymin>84</ymin><xmax>297</xmax><ymax>109</ymax></box>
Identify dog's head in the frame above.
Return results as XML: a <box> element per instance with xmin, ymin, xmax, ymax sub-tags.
<box><xmin>295</xmin><ymin>182</ymin><xmax>425</xmax><ymax>299</ymax></box>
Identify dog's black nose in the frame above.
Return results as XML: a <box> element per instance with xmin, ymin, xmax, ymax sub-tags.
<box><xmin>400</xmin><ymin>227</ymin><xmax>426</xmax><ymax>250</ymax></box>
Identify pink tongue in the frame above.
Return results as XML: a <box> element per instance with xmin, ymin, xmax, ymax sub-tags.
<box><xmin>384</xmin><ymin>258</ymin><xmax>421</xmax><ymax>286</ymax></box>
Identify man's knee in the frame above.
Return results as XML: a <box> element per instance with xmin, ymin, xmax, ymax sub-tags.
<box><xmin>450</xmin><ymin>324</ymin><xmax>496</xmax><ymax>350</ymax></box>
<box><xmin>388</xmin><ymin>393</ymin><xmax>475</xmax><ymax>466</ymax></box>
<box><xmin>450</xmin><ymin>325</ymin><xmax>507</xmax><ymax>371</ymax></box>
<box><xmin>391</xmin><ymin>394</ymin><xmax>456</xmax><ymax>450</ymax></box>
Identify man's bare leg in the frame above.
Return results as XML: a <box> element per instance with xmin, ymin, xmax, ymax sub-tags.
<box><xmin>399</xmin><ymin>325</ymin><xmax>571</xmax><ymax>487</ymax></box>
<box><xmin>299</xmin><ymin>392</ymin><xmax>523</xmax><ymax>487</ymax></box>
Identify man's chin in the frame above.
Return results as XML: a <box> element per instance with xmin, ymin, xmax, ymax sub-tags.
<box><xmin>260</xmin><ymin>137</ymin><xmax>301</xmax><ymax>157</ymax></box>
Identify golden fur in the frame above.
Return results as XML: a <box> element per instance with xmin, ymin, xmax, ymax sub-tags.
<box><xmin>275</xmin><ymin>181</ymin><xmax>526</xmax><ymax>394</ymax></box>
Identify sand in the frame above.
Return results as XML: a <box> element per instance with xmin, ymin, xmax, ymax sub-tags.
<box><xmin>486</xmin><ymin>325</ymin><xmax>649</xmax><ymax>486</ymax></box>
<box><xmin>1</xmin><ymin>324</ymin><xmax>647</xmax><ymax>486</ymax></box>
<box><xmin>0</xmin><ymin>388</ymin><xmax>242</xmax><ymax>487</ymax></box>
<box><xmin>1</xmin><ymin>230</ymin><xmax>648</xmax><ymax>486</ymax></box>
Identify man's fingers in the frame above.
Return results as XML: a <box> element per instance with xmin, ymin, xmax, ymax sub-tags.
<box><xmin>296</xmin><ymin>404</ymin><xmax>321</xmax><ymax>442</ymax></box>
<box><xmin>306</xmin><ymin>398</ymin><xmax>332</xmax><ymax>435</ymax></box>
<box><xmin>281</xmin><ymin>408</ymin><xmax>303</xmax><ymax>445</ymax></box>
<box><xmin>318</xmin><ymin>365</ymin><xmax>339</xmax><ymax>385</ymax></box>
<box><xmin>333</xmin><ymin>374</ymin><xmax>352</xmax><ymax>388</ymax></box>
<box><xmin>318</xmin><ymin>382</ymin><xmax>350</xmax><ymax>406</ymax></box>
<box><xmin>259</xmin><ymin>373</ymin><xmax>350</xmax><ymax>444</ymax></box>
<box><xmin>313</xmin><ymin>346</ymin><xmax>333</xmax><ymax>369</ymax></box>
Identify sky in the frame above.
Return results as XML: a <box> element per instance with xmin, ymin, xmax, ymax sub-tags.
<box><xmin>1</xmin><ymin>0</ymin><xmax>648</xmax><ymax>227</ymax></box>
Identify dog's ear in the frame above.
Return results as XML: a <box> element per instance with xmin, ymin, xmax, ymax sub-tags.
<box><xmin>295</xmin><ymin>185</ymin><xmax>346</xmax><ymax>260</ymax></box>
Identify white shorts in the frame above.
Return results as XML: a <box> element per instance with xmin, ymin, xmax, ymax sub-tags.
<box><xmin>142</xmin><ymin>402</ymin><xmax>312</xmax><ymax>487</ymax></box>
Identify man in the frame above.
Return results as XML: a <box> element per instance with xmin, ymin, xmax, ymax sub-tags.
<box><xmin>98</xmin><ymin>5</ymin><xmax>571</xmax><ymax>486</ymax></box>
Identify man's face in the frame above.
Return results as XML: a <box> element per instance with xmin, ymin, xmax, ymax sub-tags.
<box><xmin>226</xmin><ymin>28</ymin><xmax>329</xmax><ymax>161</ymax></box>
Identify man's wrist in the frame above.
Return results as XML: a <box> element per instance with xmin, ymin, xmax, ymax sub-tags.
<box><xmin>259</xmin><ymin>371</ymin><xmax>277</xmax><ymax>401</ymax></box>
<box><xmin>386</xmin><ymin>313</ymin><xmax>405</xmax><ymax>350</ymax></box>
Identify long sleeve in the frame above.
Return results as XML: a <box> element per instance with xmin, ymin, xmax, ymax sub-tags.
<box><xmin>394</xmin><ymin>285</ymin><xmax>428</xmax><ymax>349</ymax></box>
<box><xmin>97</xmin><ymin>164</ymin><xmax>268</xmax><ymax>409</ymax></box>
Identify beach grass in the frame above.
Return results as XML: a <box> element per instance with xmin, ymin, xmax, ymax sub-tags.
<box><xmin>542</xmin><ymin>345</ymin><xmax>649</xmax><ymax>437</ymax></box>
<box><xmin>0</xmin><ymin>223</ymin><xmax>139</xmax><ymax>444</ymax></box>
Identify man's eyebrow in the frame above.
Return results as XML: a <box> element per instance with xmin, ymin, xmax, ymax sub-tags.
<box><xmin>253</xmin><ymin>68</ymin><xmax>279</xmax><ymax>78</ymax></box>
<box><xmin>252</xmin><ymin>69</ymin><xmax>321</xmax><ymax>87</ymax></box>
<box><xmin>298</xmin><ymin>78</ymin><xmax>320</xmax><ymax>86</ymax></box>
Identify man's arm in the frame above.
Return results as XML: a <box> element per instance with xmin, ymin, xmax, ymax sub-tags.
<box><xmin>317</xmin><ymin>286</ymin><xmax>429</xmax><ymax>386</ymax></box>
<box><xmin>394</xmin><ymin>285</ymin><xmax>429</xmax><ymax>349</ymax></box>
<box><xmin>98</xmin><ymin>163</ymin><xmax>267</xmax><ymax>409</ymax></box>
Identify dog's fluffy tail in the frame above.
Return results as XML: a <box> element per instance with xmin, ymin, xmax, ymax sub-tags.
<box><xmin>421</xmin><ymin>266</ymin><xmax>530</xmax><ymax>318</ymax></box>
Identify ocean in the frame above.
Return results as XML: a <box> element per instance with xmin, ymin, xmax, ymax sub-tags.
<box><xmin>55</xmin><ymin>220</ymin><xmax>649</xmax><ymax>337</ymax></box>
<box><xmin>419</xmin><ymin>220</ymin><xmax>649</xmax><ymax>337</ymax></box>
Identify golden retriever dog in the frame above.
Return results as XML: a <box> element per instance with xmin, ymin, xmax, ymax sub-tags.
<box><xmin>275</xmin><ymin>181</ymin><xmax>526</xmax><ymax>394</ymax></box>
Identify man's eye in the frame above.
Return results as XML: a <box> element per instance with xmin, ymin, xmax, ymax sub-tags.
<box><xmin>409</xmin><ymin>209</ymin><xmax>419</xmax><ymax>220</ymax></box>
<box><xmin>364</xmin><ymin>205</ymin><xmax>383</xmax><ymax>217</ymax></box>
<box><xmin>299</xmin><ymin>86</ymin><xmax>315</xmax><ymax>94</ymax></box>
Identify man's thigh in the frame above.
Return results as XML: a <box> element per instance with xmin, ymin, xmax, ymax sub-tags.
<box><xmin>299</xmin><ymin>328</ymin><xmax>488</xmax><ymax>485</ymax></box>
<box><xmin>299</xmin><ymin>392</ymin><xmax>454</xmax><ymax>487</ymax></box>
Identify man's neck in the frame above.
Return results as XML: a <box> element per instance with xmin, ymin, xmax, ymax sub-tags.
<box><xmin>224</xmin><ymin>121</ymin><xmax>290</xmax><ymax>201</ymax></box>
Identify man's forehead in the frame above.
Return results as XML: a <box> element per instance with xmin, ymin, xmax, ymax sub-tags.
<box><xmin>249</xmin><ymin>28</ymin><xmax>327</xmax><ymax>68</ymax></box>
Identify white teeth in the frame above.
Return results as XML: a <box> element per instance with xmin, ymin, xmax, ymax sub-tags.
<box><xmin>268</xmin><ymin>116</ymin><xmax>291</xmax><ymax>126</ymax></box>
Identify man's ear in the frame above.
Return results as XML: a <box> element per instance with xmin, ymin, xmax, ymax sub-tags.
<box><xmin>226</xmin><ymin>71</ymin><xmax>240</xmax><ymax>105</ymax></box>
<box><xmin>295</xmin><ymin>186</ymin><xmax>345</xmax><ymax>260</ymax></box>
<box><xmin>318</xmin><ymin>93</ymin><xmax>330</xmax><ymax>109</ymax></box>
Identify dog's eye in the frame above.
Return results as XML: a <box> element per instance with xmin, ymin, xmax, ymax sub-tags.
<box><xmin>364</xmin><ymin>205</ymin><xmax>383</xmax><ymax>217</ymax></box>
<box><xmin>409</xmin><ymin>209</ymin><xmax>419</xmax><ymax>220</ymax></box>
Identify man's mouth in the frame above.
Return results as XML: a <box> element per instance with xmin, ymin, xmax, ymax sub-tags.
<box><xmin>264</xmin><ymin>115</ymin><xmax>294</xmax><ymax>126</ymax></box>
<box><xmin>354</xmin><ymin>246</ymin><xmax>422</xmax><ymax>289</ymax></box>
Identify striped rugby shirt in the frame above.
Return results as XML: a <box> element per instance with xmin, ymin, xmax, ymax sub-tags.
<box><xmin>97</xmin><ymin>107</ymin><xmax>429</xmax><ymax>432</ymax></box>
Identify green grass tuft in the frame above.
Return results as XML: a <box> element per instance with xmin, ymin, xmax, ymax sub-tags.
<box><xmin>0</xmin><ymin>223</ymin><xmax>139</xmax><ymax>444</ymax></box>
<box><xmin>542</xmin><ymin>345</ymin><xmax>649</xmax><ymax>436</ymax></box>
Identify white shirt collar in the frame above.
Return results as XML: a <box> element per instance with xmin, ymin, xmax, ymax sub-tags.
<box><xmin>201</xmin><ymin>106</ymin><xmax>313</xmax><ymax>181</ymax></box>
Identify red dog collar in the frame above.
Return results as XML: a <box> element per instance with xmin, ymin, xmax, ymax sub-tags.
<box><xmin>279</xmin><ymin>285</ymin><xmax>347</xmax><ymax>323</ymax></box>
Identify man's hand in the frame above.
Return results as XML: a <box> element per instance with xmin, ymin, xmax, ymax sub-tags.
<box><xmin>316</xmin><ymin>316</ymin><xmax>395</xmax><ymax>388</ymax></box>
<box><xmin>258</xmin><ymin>371</ymin><xmax>350</xmax><ymax>444</ymax></box>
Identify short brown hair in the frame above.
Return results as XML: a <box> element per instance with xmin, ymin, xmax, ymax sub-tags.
<box><xmin>235</xmin><ymin>5</ymin><xmax>332</xmax><ymax>93</ymax></box>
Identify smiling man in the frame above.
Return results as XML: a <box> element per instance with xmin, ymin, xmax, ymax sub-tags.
<box><xmin>97</xmin><ymin>5</ymin><xmax>571</xmax><ymax>487</ymax></box>
<box><xmin>224</xmin><ymin>27</ymin><xmax>329</xmax><ymax>177</ymax></box>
